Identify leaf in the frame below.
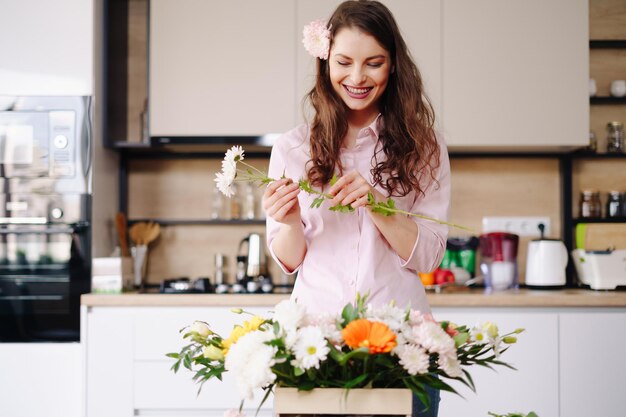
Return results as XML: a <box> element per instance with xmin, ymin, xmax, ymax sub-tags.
<box><xmin>453</xmin><ymin>332</ymin><xmax>469</xmax><ymax>347</ymax></box>
<box><xmin>341</xmin><ymin>303</ymin><xmax>358</xmax><ymax>326</ymax></box>
<box><xmin>330</xmin><ymin>174</ymin><xmax>339</xmax><ymax>186</ymax></box>
<box><xmin>337</xmin><ymin>347</ymin><xmax>370</xmax><ymax>366</ymax></box>
<box><xmin>345</xmin><ymin>373</ymin><xmax>369</xmax><ymax>388</ymax></box>
<box><xmin>329</xmin><ymin>203</ymin><xmax>355</xmax><ymax>213</ymax></box>
<box><xmin>294</xmin><ymin>367</ymin><xmax>305</xmax><ymax>377</ymax></box>
<box><xmin>310</xmin><ymin>197</ymin><xmax>325</xmax><ymax>209</ymax></box>
<box><xmin>166</xmin><ymin>352</ymin><xmax>179</xmax><ymax>359</ymax></box>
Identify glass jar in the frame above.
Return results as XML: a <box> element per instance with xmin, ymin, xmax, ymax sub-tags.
<box><xmin>579</xmin><ymin>190</ymin><xmax>601</xmax><ymax>218</ymax></box>
<box><xmin>606</xmin><ymin>191</ymin><xmax>623</xmax><ymax>218</ymax></box>
<box><xmin>587</xmin><ymin>130</ymin><xmax>597</xmax><ymax>152</ymax></box>
<box><xmin>606</xmin><ymin>121</ymin><xmax>624</xmax><ymax>153</ymax></box>
<box><xmin>242</xmin><ymin>183</ymin><xmax>256</xmax><ymax>219</ymax></box>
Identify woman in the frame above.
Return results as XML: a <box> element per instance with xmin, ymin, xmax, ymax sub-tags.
<box><xmin>263</xmin><ymin>2</ymin><xmax>450</xmax><ymax>415</ymax></box>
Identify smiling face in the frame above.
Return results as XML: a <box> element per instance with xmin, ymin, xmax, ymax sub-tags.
<box><xmin>329</xmin><ymin>27</ymin><xmax>391</xmax><ymax>124</ymax></box>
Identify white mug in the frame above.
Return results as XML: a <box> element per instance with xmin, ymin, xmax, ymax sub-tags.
<box><xmin>589</xmin><ymin>78</ymin><xmax>597</xmax><ymax>97</ymax></box>
<box><xmin>610</xmin><ymin>80</ymin><xmax>626</xmax><ymax>97</ymax></box>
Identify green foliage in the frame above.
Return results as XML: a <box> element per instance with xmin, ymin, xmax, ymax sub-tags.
<box><xmin>488</xmin><ymin>412</ymin><xmax>539</xmax><ymax>417</ymax></box>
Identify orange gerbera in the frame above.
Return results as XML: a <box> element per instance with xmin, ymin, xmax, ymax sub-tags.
<box><xmin>342</xmin><ymin>319</ymin><xmax>397</xmax><ymax>354</ymax></box>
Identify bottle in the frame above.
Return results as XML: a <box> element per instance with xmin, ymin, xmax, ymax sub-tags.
<box><xmin>587</xmin><ymin>130</ymin><xmax>597</xmax><ymax>153</ymax></box>
<box><xmin>229</xmin><ymin>183</ymin><xmax>242</xmax><ymax>220</ymax></box>
<box><xmin>606</xmin><ymin>121</ymin><xmax>624</xmax><ymax>154</ymax></box>
<box><xmin>606</xmin><ymin>191</ymin><xmax>623</xmax><ymax>218</ymax></box>
<box><xmin>214</xmin><ymin>253</ymin><xmax>230</xmax><ymax>294</ymax></box>
<box><xmin>579</xmin><ymin>190</ymin><xmax>601</xmax><ymax>218</ymax></box>
<box><xmin>210</xmin><ymin>181</ymin><xmax>224</xmax><ymax>220</ymax></box>
<box><xmin>242</xmin><ymin>183</ymin><xmax>256</xmax><ymax>219</ymax></box>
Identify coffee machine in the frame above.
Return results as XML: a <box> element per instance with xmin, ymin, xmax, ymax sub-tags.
<box><xmin>236</xmin><ymin>233</ymin><xmax>272</xmax><ymax>293</ymax></box>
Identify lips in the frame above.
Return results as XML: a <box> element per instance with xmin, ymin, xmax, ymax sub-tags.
<box><xmin>343</xmin><ymin>84</ymin><xmax>373</xmax><ymax>99</ymax></box>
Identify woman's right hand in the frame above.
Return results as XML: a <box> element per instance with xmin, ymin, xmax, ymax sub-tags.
<box><xmin>262</xmin><ymin>178</ymin><xmax>301</xmax><ymax>225</ymax></box>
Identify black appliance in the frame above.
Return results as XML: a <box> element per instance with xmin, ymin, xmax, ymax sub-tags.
<box><xmin>0</xmin><ymin>96</ymin><xmax>92</xmax><ymax>342</ymax></box>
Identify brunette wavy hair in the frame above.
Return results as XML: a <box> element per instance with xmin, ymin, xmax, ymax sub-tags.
<box><xmin>305</xmin><ymin>0</ymin><xmax>440</xmax><ymax>197</ymax></box>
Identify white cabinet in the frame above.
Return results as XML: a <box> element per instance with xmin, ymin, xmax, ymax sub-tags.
<box><xmin>433</xmin><ymin>308</ymin><xmax>560</xmax><ymax>417</ymax></box>
<box><xmin>441</xmin><ymin>0</ymin><xmax>588</xmax><ymax>148</ymax></box>
<box><xmin>0</xmin><ymin>343</ymin><xmax>82</xmax><ymax>417</ymax></box>
<box><xmin>149</xmin><ymin>0</ymin><xmax>297</xmax><ymax>136</ymax></box>
<box><xmin>559</xmin><ymin>311</ymin><xmax>626</xmax><ymax>417</ymax></box>
<box><xmin>84</xmin><ymin>305</ymin><xmax>275</xmax><ymax>417</ymax></box>
<box><xmin>296</xmin><ymin>0</ymin><xmax>442</xmax><ymax>128</ymax></box>
<box><xmin>0</xmin><ymin>0</ymin><xmax>94</xmax><ymax>96</ymax></box>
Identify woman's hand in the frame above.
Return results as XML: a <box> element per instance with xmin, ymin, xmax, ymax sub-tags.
<box><xmin>262</xmin><ymin>178</ymin><xmax>301</xmax><ymax>225</ymax></box>
<box><xmin>328</xmin><ymin>170</ymin><xmax>384</xmax><ymax>209</ymax></box>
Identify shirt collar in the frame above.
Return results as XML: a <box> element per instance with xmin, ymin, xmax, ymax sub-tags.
<box><xmin>357</xmin><ymin>113</ymin><xmax>383</xmax><ymax>142</ymax></box>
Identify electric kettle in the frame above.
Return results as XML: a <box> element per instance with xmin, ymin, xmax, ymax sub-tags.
<box><xmin>525</xmin><ymin>226</ymin><xmax>568</xmax><ymax>288</ymax></box>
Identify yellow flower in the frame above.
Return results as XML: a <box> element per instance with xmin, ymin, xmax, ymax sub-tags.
<box><xmin>482</xmin><ymin>322</ymin><xmax>499</xmax><ymax>339</ymax></box>
<box><xmin>222</xmin><ymin>316</ymin><xmax>266</xmax><ymax>356</ymax></box>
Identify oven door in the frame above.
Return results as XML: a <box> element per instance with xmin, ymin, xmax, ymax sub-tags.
<box><xmin>0</xmin><ymin>223</ymin><xmax>90</xmax><ymax>342</ymax></box>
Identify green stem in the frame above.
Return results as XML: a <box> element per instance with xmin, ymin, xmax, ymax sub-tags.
<box><xmin>239</xmin><ymin>160</ymin><xmax>268</xmax><ymax>177</ymax></box>
<box><xmin>367</xmin><ymin>205</ymin><xmax>474</xmax><ymax>231</ymax></box>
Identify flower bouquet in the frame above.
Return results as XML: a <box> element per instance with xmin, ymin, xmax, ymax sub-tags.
<box><xmin>168</xmin><ymin>294</ymin><xmax>523</xmax><ymax>415</ymax></box>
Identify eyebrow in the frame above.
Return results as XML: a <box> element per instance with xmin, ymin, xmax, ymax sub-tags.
<box><xmin>334</xmin><ymin>53</ymin><xmax>387</xmax><ymax>60</ymax></box>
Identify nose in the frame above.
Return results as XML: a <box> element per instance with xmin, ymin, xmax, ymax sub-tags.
<box><xmin>349</xmin><ymin>65</ymin><xmax>366</xmax><ymax>85</ymax></box>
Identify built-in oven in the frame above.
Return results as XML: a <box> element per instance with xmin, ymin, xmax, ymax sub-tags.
<box><xmin>0</xmin><ymin>96</ymin><xmax>92</xmax><ymax>343</ymax></box>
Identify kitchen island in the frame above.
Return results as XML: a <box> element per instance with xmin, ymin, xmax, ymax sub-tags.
<box><xmin>81</xmin><ymin>289</ymin><xmax>626</xmax><ymax>417</ymax></box>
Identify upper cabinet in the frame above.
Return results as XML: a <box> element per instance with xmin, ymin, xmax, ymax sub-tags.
<box><xmin>441</xmin><ymin>0</ymin><xmax>589</xmax><ymax>149</ymax></box>
<box><xmin>149</xmin><ymin>0</ymin><xmax>297</xmax><ymax>136</ymax></box>
<box><xmin>0</xmin><ymin>0</ymin><xmax>94</xmax><ymax>96</ymax></box>
<box><xmin>296</xmin><ymin>0</ymin><xmax>441</xmax><ymax>129</ymax></box>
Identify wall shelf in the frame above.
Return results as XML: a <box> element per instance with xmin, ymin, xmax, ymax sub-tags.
<box><xmin>573</xmin><ymin>217</ymin><xmax>626</xmax><ymax>225</ymax></box>
<box><xmin>590</xmin><ymin>96</ymin><xmax>626</xmax><ymax>104</ymax></box>
<box><xmin>127</xmin><ymin>219</ymin><xmax>266</xmax><ymax>226</ymax></box>
<box><xmin>590</xmin><ymin>40</ymin><xmax>626</xmax><ymax>49</ymax></box>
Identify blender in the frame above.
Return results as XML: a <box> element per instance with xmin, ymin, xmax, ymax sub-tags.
<box><xmin>479</xmin><ymin>232</ymin><xmax>520</xmax><ymax>292</ymax></box>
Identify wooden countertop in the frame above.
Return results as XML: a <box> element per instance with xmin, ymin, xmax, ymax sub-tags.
<box><xmin>81</xmin><ymin>288</ymin><xmax>626</xmax><ymax>308</ymax></box>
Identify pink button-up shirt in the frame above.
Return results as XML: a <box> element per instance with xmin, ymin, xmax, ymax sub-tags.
<box><xmin>266</xmin><ymin>116</ymin><xmax>450</xmax><ymax>315</ymax></box>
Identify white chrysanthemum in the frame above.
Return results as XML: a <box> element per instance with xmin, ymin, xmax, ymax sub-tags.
<box><xmin>273</xmin><ymin>300</ymin><xmax>306</xmax><ymax>334</ymax></box>
<box><xmin>303</xmin><ymin>312</ymin><xmax>343</xmax><ymax>346</ymax></box>
<box><xmin>438</xmin><ymin>352</ymin><xmax>462</xmax><ymax>378</ymax></box>
<box><xmin>221</xmin><ymin>158</ymin><xmax>237</xmax><ymax>178</ymax></box>
<box><xmin>291</xmin><ymin>326</ymin><xmax>330</xmax><ymax>370</ymax></box>
<box><xmin>408</xmin><ymin>310</ymin><xmax>426</xmax><ymax>326</ymax></box>
<box><xmin>365</xmin><ymin>303</ymin><xmax>406</xmax><ymax>332</ymax></box>
<box><xmin>225</xmin><ymin>145</ymin><xmax>245</xmax><ymax>165</ymax></box>
<box><xmin>215</xmin><ymin>170</ymin><xmax>236</xmax><ymax>197</ymax></box>
<box><xmin>398</xmin><ymin>344</ymin><xmax>430</xmax><ymax>376</ymax></box>
<box><xmin>224</xmin><ymin>330</ymin><xmax>277</xmax><ymax>401</ymax></box>
<box><xmin>414</xmin><ymin>321</ymin><xmax>456</xmax><ymax>356</ymax></box>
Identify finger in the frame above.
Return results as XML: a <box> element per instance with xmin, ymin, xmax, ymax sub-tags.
<box><xmin>267</xmin><ymin>187</ymin><xmax>299</xmax><ymax>214</ymax></box>
<box><xmin>263</xmin><ymin>182</ymin><xmax>298</xmax><ymax>209</ymax></box>
<box><xmin>340</xmin><ymin>184</ymin><xmax>369</xmax><ymax>206</ymax></box>
<box><xmin>274</xmin><ymin>199</ymin><xmax>297</xmax><ymax>221</ymax></box>
<box><xmin>265</xmin><ymin>178</ymin><xmax>292</xmax><ymax>196</ymax></box>
<box><xmin>350</xmin><ymin>194</ymin><xmax>370</xmax><ymax>208</ymax></box>
<box><xmin>328</xmin><ymin>171</ymin><xmax>356</xmax><ymax>195</ymax></box>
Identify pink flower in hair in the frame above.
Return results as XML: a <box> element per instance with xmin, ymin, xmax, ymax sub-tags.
<box><xmin>302</xmin><ymin>19</ymin><xmax>331</xmax><ymax>60</ymax></box>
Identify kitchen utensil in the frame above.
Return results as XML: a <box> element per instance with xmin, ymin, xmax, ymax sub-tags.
<box><xmin>610</xmin><ymin>80</ymin><xmax>626</xmax><ymax>97</ymax></box>
<box><xmin>131</xmin><ymin>245</ymin><xmax>148</xmax><ymax>288</ymax></box>
<box><xmin>525</xmin><ymin>229</ymin><xmax>568</xmax><ymax>288</ymax></box>
<box><xmin>115</xmin><ymin>212</ymin><xmax>130</xmax><ymax>257</ymax></box>
<box><xmin>129</xmin><ymin>221</ymin><xmax>161</xmax><ymax>288</ymax></box>
<box><xmin>479</xmin><ymin>232</ymin><xmax>519</xmax><ymax>292</ymax></box>
<box><xmin>572</xmin><ymin>249</ymin><xmax>626</xmax><ymax>290</ymax></box>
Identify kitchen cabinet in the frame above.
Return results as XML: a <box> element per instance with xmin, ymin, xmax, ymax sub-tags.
<box><xmin>0</xmin><ymin>0</ymin><xmax>94</xmax><ymax>96</ymax></box>
<box><xmin>295</xmin><ymin>0</ymin><xmax>442</xmax><ymax>129</ymax></box>
<box><xmin>434</xmin><ymin>308</ymin><xmax>560</xmax><ymax>417</ymax></box>
<box><xmin>559</xmin><ymin>311</ymin><xmax>626</xmax><ymax>417</ymax></box>
<box><xmin>83</xmin><ymin>305</ymin><xmax>275</xmax><ymax>417</ymax></box>
<box><xmin>0</xmin><ymin>343</ymin><xmax>82</xmax><ymax>417</ymax></box>
<box><xmin>149</xmin><ymin>0</ymin><xmax>297</xmax><ymax>137</ymax></box>
<box><xmin>441</xmin><ymin>0</ymin><xmax>588</xmax><ymax>148</ymax></box>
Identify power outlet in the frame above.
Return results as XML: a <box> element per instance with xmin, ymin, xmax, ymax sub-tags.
<box><xmin>482</xmin><ymin>216</ymin><xmax>551</xmax><ymax>237</ymax></box>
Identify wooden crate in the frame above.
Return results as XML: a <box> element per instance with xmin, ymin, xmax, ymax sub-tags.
<box><xmin>273</xmin><ymin>387</ymin><xmax>412</xmax><ymax>417</ymax></box>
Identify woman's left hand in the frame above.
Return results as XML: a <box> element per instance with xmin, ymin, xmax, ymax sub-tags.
<box><xmin>328</xmin><ymin>170</ymin><xmax>384</xmax><ymax>209</ymax></box>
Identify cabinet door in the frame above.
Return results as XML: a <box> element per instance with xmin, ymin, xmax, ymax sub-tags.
<box><xmin>149</xmin><ymin>0</ymin><xmax>296</xmax><ymax>136</ymax></box>
<box><xmin>559</xmin><ymin>311</ymin><xmax>626</xmax><ymax>417</ymax></box>
<box><xmin>432</xmin><ymin>308</ymin><xmax>559</xmax><ymax>417</ymax></box>
<box><xmin>442</xmin><ymin>0</ymin><xmax>588</xmax><ymax>148</ymax></box>
<box><xmin>296</xmin><ymin>0</ymin><xmax>442</xmax><ymax>129</ymax></box>
<box><xmin>0</xmin><ymin>0</ymin><xmax>94</xmax><ymax>96</ymax></box>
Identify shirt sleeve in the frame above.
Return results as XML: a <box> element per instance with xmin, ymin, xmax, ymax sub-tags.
<box><xmin>265</xmin><ymin>132</ymin><xmax>304</xmax><ymax>275</ymax></box>
<box><xmin>398</xmin><ymin>135</ymin><xmax>451</xmax><ymax>273</ymax></box>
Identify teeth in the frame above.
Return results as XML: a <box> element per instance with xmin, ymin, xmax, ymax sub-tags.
<box><xmin>345</xmin><ymin>86</ymin><xmax>372</xmax><ymax>95</ymax></box>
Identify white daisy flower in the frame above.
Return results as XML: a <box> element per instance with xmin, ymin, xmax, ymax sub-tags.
<box><xmin>224</xmin><ymin>330</ymin><xmax>277</xmax><ymax>401</ymax></box>
<box><xmin>398</xmin><ymin>344</ymin><xmax>430</xmax><ymax>376</ymax></box>
<box><xmin>215</xmin><ymin>170</ymin><xmax>236</xmax><ymax>197</ymax></box>
<box><xmin>303</xmin><ymin>312</ymin><xmax>343</xmax><ymax>346</ymax></box>
<box><xmin>470</xmin><ymin>325</ymin><xmax>488</xmax><ymax>345</ymax></box>
<box><xmin>291</xmin><ymin>326</ymin><xmax>330</xmax><ymax>370</ymax></box>
<box><xmin>225</xmin><ymin>145</ymin><xmax>245</xmax><ymax>165</ymax></box>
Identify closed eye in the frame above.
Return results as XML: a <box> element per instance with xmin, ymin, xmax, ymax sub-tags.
<box><xmin>337</xmin><ymin>61</ymin><xmax>350</xmax><ymax>66</ymax></box>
